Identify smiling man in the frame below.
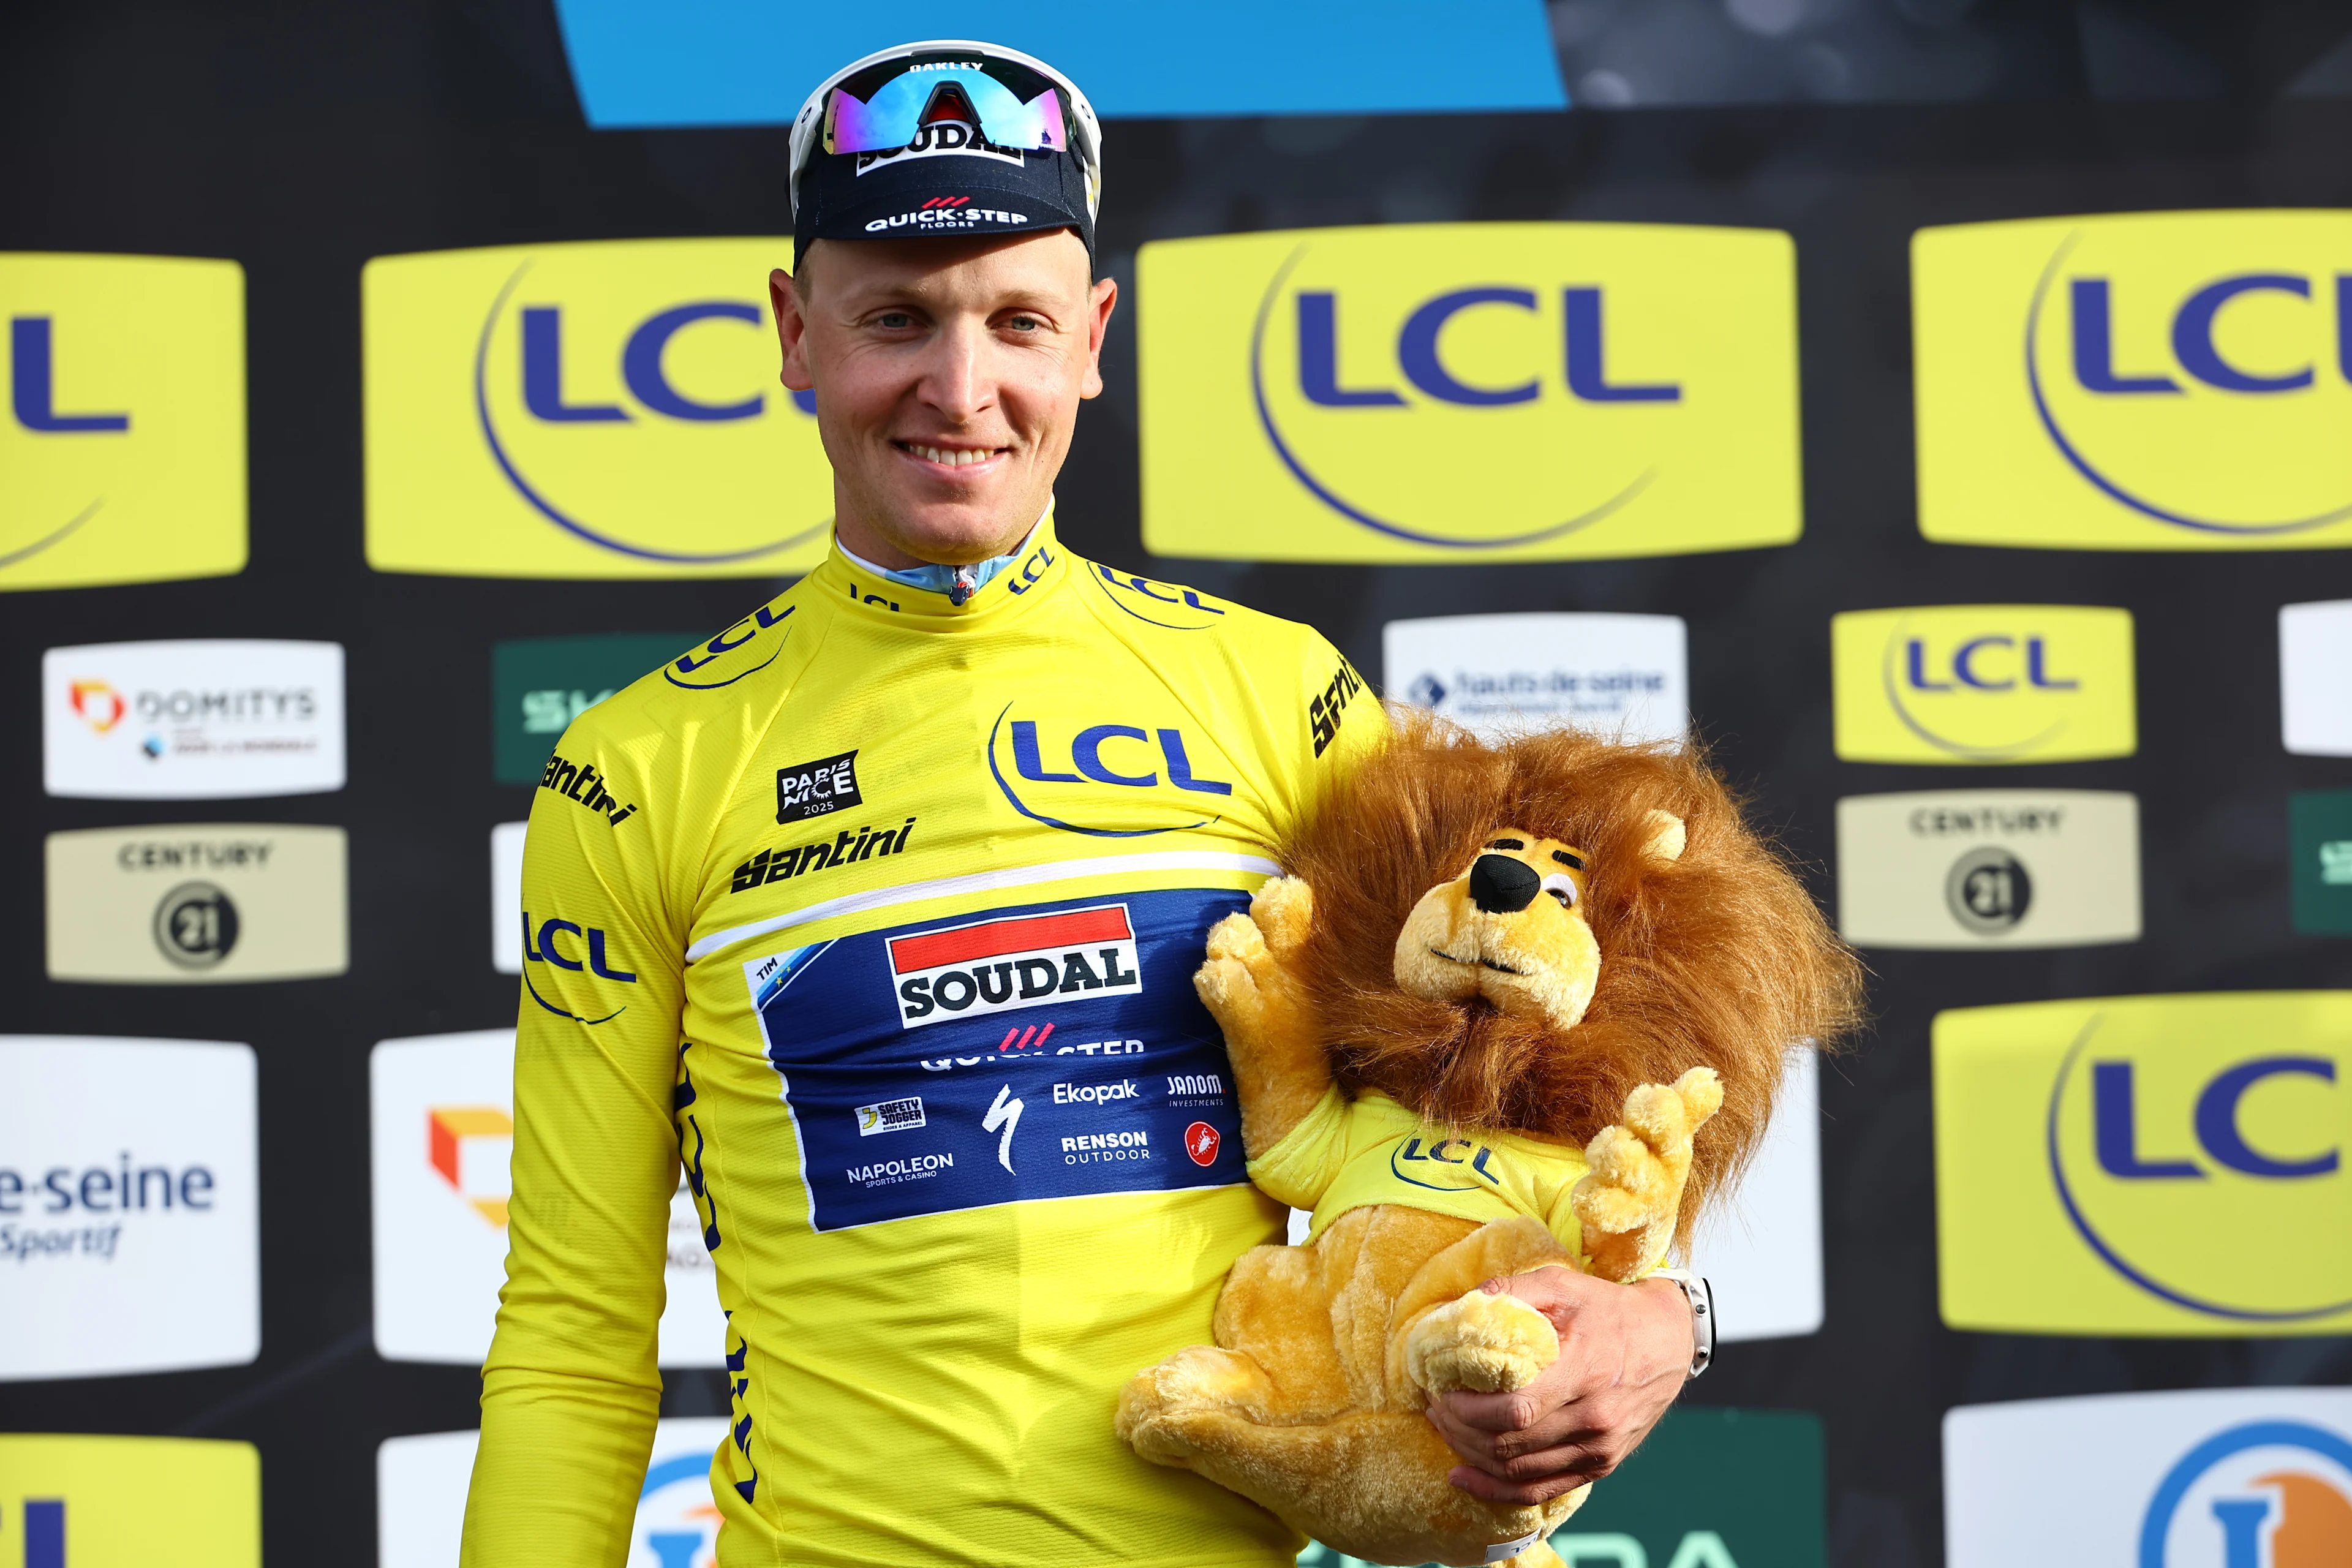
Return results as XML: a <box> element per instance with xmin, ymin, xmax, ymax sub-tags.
<box><xmin>462</xmin><ymin>39</ymin><xmax>1699</xmax><ymax>1568</ymax></box>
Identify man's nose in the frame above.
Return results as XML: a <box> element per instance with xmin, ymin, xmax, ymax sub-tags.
<box><xmin>918</xmin><ymin>320</ymin><xmax>989</xmax><ymax>418</ymax></box>
<box><xmin>1468</xmin><ymin>854</ymin><xmax>1540</xmax><ymax>914</ymax></box>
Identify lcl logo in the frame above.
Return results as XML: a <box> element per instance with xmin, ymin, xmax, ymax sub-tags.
<box><xmin>519</xmin><ymin>911</ymin><xmax>635</xmax><ymax>1025</ymax></box>
<box><xmin>987</xmin><ymin>706</ymin><xmax>1235</xmax><ymax>839</ymax></box>
<box><xmin>2093</xmin><ymin>1057</ymin><xmax>2339</xmax><ymax>1182</ymax></box>
<box><xmin>1833</xmin><ymin>605</ymin><xmax>2136</xmax><ymax>766</ymax></box>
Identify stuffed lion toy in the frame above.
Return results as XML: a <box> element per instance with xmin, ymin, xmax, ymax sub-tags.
<box><xmin>1117</xmin><ymin>715</ymin><xmax>1862</xmax><ymax>1567</ymax></box>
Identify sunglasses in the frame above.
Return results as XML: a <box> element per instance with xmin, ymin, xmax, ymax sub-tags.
<box><xmin>824</xmin><ymin>64</ymin><xmax>1068</xmax><ymax>157</ymax></box>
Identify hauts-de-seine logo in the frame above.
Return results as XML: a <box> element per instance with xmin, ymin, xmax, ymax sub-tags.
<box><xmin>1136</xmin><ymin>223</ymin><xmax>1801</xmax><ymax>564</ymax></box>
<box><xmin>1935</xmin><ymin>993</ymin><xmax>2352</xmax><ymax>1335</ymax></box>
<box><xmin>2</xmin><ymin>253</ymin><xmax>247</xmax><ymax>592</ymax></box>
<box><xmin>1914</xmin><ymin>210</ymin><xmax>2352</xmax><ymax>551</ymax></box>
<box><xmin>364</xmin><ymin>238</ymin><xmax>833</xmax><ymax>579</ymax></box>
<box><xmin>1832</xmin><ymin>605</ymin><xmax>2136</xmax><ymax>764</ymax></box>
<box><xmin>2138</xmin><ymin>1420</ymin><xmax>2352</xmax><ymax>1567</ymax></box>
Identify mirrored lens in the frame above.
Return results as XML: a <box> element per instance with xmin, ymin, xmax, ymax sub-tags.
<box><xmin>825</xmin><ymin>67</ymin><xmax>1066</xmax><ymax>156</ymax></box>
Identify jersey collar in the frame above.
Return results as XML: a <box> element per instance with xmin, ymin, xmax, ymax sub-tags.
<box><xmin>815</xmin><ymin>507</ymin><xmax>1071</xmax><ymax>630</ymax></box>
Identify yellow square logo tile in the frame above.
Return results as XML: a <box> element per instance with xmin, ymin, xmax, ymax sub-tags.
<box><xmin>1934</xmin><ymin>992</ymin><xmax>2352</xmax><ymax>1335</ymax></box>
<box><xmin>1914</xmin><ymin>209</ymin><xmax>2352</xmax><ymax>549</ymax></box>
<box><xmin>364</xmin><ymin>239</ymin><xmax>832</xmax><ymax>579</ymax></box>
<box><xmin>0</xmin><ymin>254</ymin><xmax>246</xmax><ymax>592</ymax></box>
<box><xmin>1831</xmin><ymin>605</ymin><xmax>2135</xmax><ymax>764</ymax></box>
<box><xmin>0</xmin><ymin>1435</ymin><xmax>258</xmax><ymax>1566</ymax></box>
<box><xmin>1137</xmin><ymin>223</ymin><xmax>1800</xmax><ymax>563</ymax></box>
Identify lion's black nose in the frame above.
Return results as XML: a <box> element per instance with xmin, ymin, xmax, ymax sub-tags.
<box><xmin>1469</xmin><ymin>853</ymin><xmax>1541</xmax><ymax>914</ymax></box>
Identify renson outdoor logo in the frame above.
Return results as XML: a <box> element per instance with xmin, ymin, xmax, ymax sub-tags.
<box><xmin>2026</xmin><ymin>230</ymin><xmax>2352</xmax><ymax>537</ymax></box>
<box><xmin>472</xmin><ymin>263</ymin><xmax>826</xmax><ymax>564</ymax></box>
<box><xmin>2049</xmin><ymin>1012</ymin><xmax>2348</xmax><ymax>1322</ymax></box>
<box><xmin>1250</xmin><ymin>245</ymin><xmax>1678</xmax><ymax>549</ymax></box>
<box><xmin>986</xmin><ymin>704</ymin><xmax>1234</xmax><ymax>837</ymax></box>
<box><xmin>1834</xmin><ymin>606</ymin><xmax>2136</xmax><ymax>765</ymax></box>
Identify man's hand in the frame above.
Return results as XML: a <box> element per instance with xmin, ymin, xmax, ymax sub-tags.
<box><xmin>1423</xmin><ymin>1267</ymin><xmax>1694</xmax><ymax>1506</ymax></box>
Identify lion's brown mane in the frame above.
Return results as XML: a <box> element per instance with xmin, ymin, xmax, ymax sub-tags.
<box><xmin>1284</xmin><ymin>712</ymin><xmax>1865</xmax><ymax>1236</ymax></box>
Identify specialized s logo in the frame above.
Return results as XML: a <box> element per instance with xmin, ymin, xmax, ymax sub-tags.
<box><xmin>889</xmin><ymin>904</ymin><xmax>1143</xmax><ymax>1029</ymax></box>
<box><xmin>1915</xmin><ymin>211</ymin><xmax>2352</xmax><ymax>551</ymax></box>
<box><xmin>363</xmin><ymin>239</ymin><xmax>834</xmax><ymax>579</ymax></box>
<box><xmin>1832</xmin><ymin>605</ymin><xmax>2136</xmax><ymax>764</ymax></box>
<box><xmin>1134</xmin><ymin>222</ymin><xmax>1801</xmax><ymax>564</ymax></box>
<box><xmin>986</xmin><ymin>703</ymin><xmax>1235</xmax><ymax>837</ymax></box>
<box><xmin>1934</xmin><ymin>992</ymin><xmax>2352</xmax><ymax>1335</ymax></box>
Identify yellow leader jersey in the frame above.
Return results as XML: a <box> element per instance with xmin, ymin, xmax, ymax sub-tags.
<box><xmin>463</xmin><ymin>513</ymin><xmax>1382</xmax><ymax>1568</ymax></box>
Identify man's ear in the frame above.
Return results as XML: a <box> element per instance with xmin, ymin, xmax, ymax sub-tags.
<box><xmin>1640</xmin><ymin>810</ymin><xmax>1687</xmax><ymax>865</ymax></box>
<box><xmin>770</xmin><ymin>266</ymin><xmax>815</xmax><ymax>393</ymax></box>
<box><xmin>1080</xmin><ymin>274</ymin><xmax>1118</xmax><ymax>400</ymax></box>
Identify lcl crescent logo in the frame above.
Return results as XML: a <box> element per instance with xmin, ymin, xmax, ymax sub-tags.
<box><xmin>472</xmin><ymin>261</ymin><xmax>828</xmax><ymax>565</ymax></box>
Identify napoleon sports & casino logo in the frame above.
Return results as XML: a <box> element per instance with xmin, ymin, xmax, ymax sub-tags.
<box><xmin>1832</xmin><ymin>604</ymin><xmax>2136</xmax><ymax>765</ymax></box>
<box><xmin>1915</xmin><ymin>209</ymin><xmax>2352</xmax><ymax>551</ymax></box>
<box><xmin>364</xmin><ymin>239</ymin><xmax>832</xmax><ymax>579</ymax></box>
<box><xmin>1</xmin><ymin>253</ymin><xmax>246</xmax><ymax>592</ymax></box>
<box><xmin>1136</xmin><ymin>223</ymin><xmax>1800</xmax><ymax>564</ymax></box>
<box><xmin>1934</xmin><ymin>992</ymin><xmax>2352</xmax><ymax>1335</ymax></box>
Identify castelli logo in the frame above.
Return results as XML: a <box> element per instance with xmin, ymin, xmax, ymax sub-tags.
<box><xmin>1185</xmin><ymin>1121</ymin><xmax>1221</xmax><ymax>1166</ymax></box>
<box><xmin>70</xmin><ymin>679</ymin><xmax>126</xmax><ymax>732</ymax></box>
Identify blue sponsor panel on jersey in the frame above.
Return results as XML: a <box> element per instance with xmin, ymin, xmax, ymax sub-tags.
<box><xmin>743</xmin><ymin>888</ymin><xmax>1249</xmax><ymax>1232</ymax></box>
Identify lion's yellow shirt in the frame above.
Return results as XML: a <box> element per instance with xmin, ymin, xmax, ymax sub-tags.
<box><xmin>460</xmin><ymin>514</ymin><xmax>1383</xmax><ymax>1568</ymax></box>
<box><xmin>1248</xmin><ymin>1087</ymin><xmax>1597</xmax><ymax>1253</ymax></box>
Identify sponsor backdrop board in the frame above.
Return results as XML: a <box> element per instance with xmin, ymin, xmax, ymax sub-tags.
<box><xmin>0</xmin><ymin>1434</ymin><xmax>261</xmax><ymax>1567</ymax></box>
<box><xmin>1382</xmin><ymin>612</ymin><xmax>1687</xmax><ymax>744</ymax></box>
<box><xmin>364</xmin><ymin>239</ymin><xmax>834</xmax><ymax>579</ymax></box>
<box><xmin>489</xmin><ymin>631</ymin><xmax>690</xmax><ymax>785</ymax></box>
<box><xmin>1836</xmin><ymin>790</ymin><xmax>2141</xmax><ymax>949</ymax></box>
<box><xmin>1137</xmin><ymin>224</ymin><xmax>1800</xmax><ymax>563</ymax></box>
<box><xmin>0</xmin><ymin>1038</ymin><xmax>258</xmax><ymax>1381</ymax></box>
<box><xmin>42</xmin><ymin>639</ymin><xmax>345</xmax><ymax>799</ymax></box>
<box><xmin>0</xmin><ymin>253</ymin><xmax>247</xmax><ymax>592</ymax></box>
<box><xmin>1915</xmin><ymin>211</ymin><xmax>2352</xmax><ymax>551</ymax></box>
<box><xmin>44</xmin><ymin>824</ymin><xmax>349</xmax><ymax>983</ymax></box>
<box><xmin>380</xmin><ymin>1418</ymin><xmax>730</xmax><ymax>1568</ymax></box>
<box><xmin>2288</xmin><ymin>790</ymin><xmax>2352</xmax><ymax>937</ymax></box>
<box><xmin>1943</xmin><ymin>1387</ymin><xmax>2352</xmax><ymax>1568</ymax></box>
<box><xmin>1830</xmin><ymin>605</ymin><xmax>2136</xmax><ymax>765</ymax></box>
<box><xmin>1690</xmin><ymin>1050</ymin><xmax>1825</xmax><ymax>1344</ymax></box>
<box><xmin>1934</xmin><ymin>993</ymin><xmax>2352</xmax><ymax>1336</ymax></box>
<box><xmin>2279</xmin><ymin>599</ymin><xmax>2352</xmax><ymax>756</ymax></box>
<box><xmin>369</xmin><ymin>1030</ymin><xmax>726</xmax><ymax>1365</ymax></box>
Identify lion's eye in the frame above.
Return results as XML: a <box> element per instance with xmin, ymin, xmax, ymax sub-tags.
<box><xmin>1485</xmin><ymin>838</ymin><xmax>1525</xmax><ymax>851</ymax></box>
<box><xmin>1541</xmin><ymin>872</ymin><xmax>1578</xmax><ymax>908</ymax></box>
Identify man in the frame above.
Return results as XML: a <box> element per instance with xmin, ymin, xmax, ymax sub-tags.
<box><xmin>462</xmin><ymin>39</ymin><xmax>1700</xmax><ymax>1567</ymax></box>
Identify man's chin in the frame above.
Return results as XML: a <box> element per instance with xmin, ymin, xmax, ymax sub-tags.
<box><xmin>865</xmin><ymin>494</ymin><xmax>1042</xmax><ymax>567</ymax></box>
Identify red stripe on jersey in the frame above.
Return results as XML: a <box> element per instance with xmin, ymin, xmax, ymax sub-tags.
<box><xmin>888</xmin><ymin>906</ymin><xmax>1133</xmax><ymax>973</ymax></box>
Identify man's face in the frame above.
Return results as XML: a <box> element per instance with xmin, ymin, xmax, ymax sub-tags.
<box><xmin>771</xmin><ymin>230</ymin><xmax>1117</xmax><ymax>567</ymax></box>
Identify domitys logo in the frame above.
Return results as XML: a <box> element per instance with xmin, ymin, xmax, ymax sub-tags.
<box><xmin>68</xmin><ymin>680</ymin><xmax>123</xmax><ymax>732</ymax></box>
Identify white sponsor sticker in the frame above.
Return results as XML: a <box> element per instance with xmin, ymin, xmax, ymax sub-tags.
<box><xmin>1836</xmin><ymin>790</ymin><xmax>2141</xmax><ymax>949</ymax></box>
<box><xmin>42</xmin><ymin>640</ymin><xmax>345</xmax><ymax>799</ymax></box>
<box><xmin>45</xmin><ymin>824</ymin><xmax>349</xmax><ymax>982</ymax></box>
<box><xmin>0</xmin><ymin>1037</ymin><xmax>258</xmax><ymax>1381</ymax></box>
<box><xmin>2280</xmin><ymin>600</ymin><xmax>2352</xmax><ymax>756</ymax></box>
<box><xmin>1691</xmin><ymin>1049</ymin><xmax>1824</xmax><ymax>1343</ymax></box>
<box><xmin>369</xmin><ymin>1030</ymin><xmax>724</xmax><ymax>1366</ymax></box>
<box><xmin>379</xmin><ymin>1417</ymin><xmax>731</xmax><ymax>1568</ymax></box>
<box><xmin>1944</xmin><ymin>1386</ymin><xmax>2352</xmax><ymax>1568</ymax></box>
<box><xmin>1382</xmin><ymin>612</ymin><xmax>1687</xmax><ymax>744</ymax></box>
<box><xmin>490</xmin><ymin>821</ymin><xmax>527</xmax><ymax>973</ymax></box>
<box><xmin>880</xmin><ymin>903</ymin><xmax>1142</xmax><ymax>1031</ymax></box>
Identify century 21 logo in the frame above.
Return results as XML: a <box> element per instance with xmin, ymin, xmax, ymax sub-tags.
<box><xmin>1</xmin><ymin>253</ymin><xmax>246</xmax><ymax>592</ymax></box>
<box><xmin>1832</xmin><ymin>605</ymin><xmax>2136</xmax><ymax>764</ymax></box>
<box><xmin>364</xmin><ymin>238</ymin><xmax>833</xmax><ymax>580</ymax></box>
<box><xmin>1136</xmin><ymin>223</ymin><xmax>1802</xmax><ymax>564</ymax></box>
<box><xmin>1915</xmin><ymin>211</ymin><xmax>2352</xmax><ymax>551</ymax></box>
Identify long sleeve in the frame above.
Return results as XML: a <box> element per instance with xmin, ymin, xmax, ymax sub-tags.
<box><xmin>462</xmin><ymin>724</ymin><xmax>687</xmax><ymax>1566</ymax></box>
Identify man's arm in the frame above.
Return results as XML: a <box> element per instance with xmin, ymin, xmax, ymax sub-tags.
<box><xmin>1424</xmin><ymin>1269</ymin><xmax>1695</xmax><ymax>1504</ymax></box>
<box><xmin>462</xmin><ymin>728</ymin><xmax>687</xmax><ymax>1566</ymax></box>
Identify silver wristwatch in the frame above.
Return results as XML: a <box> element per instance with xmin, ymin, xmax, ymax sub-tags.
<box><xmin>1651</xmin><ymin>1268</ymin><xmax>1714</xmax><ymax>1379</ymax></box>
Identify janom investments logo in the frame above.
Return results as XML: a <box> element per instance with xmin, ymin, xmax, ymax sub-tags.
<box><xmin>1831</xmin><ymin>605</ymin><xmax>2135</xmax><ymax>765</ymax></box>
<box><xmin>1137</xmin><ymin>223</ymin><xmax>1800</xmax><ymax>563</ymax></box>
<box><xmin>1915</xmin><ymin>209</ymin><xmax>2352</xmax><ymax>550</ymax></box>
<box><xmin>1935</xmin><ymin>993</ymin><xmax>2352</xmax><ymax>1335</ymax></box>
<box><xmin>1</xmin><ymin>253</ymin><xmax>246</xmax><ymax>591</ymax></box>
<box><xmin>364</xmin><ymin>238</ymin><xmax>832</xmax><ymax>579</ymax></box>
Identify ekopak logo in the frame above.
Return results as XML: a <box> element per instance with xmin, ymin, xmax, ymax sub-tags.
<box><xmin>363</xmin><ymin>239</ymin><xmax>833</xmax><ymax>579</ymax></box>
<box><xmin>1914</xmin><ymin>211</ymin><xmax>2352</xmax><ymax>551</ymax></box>
<box><xmin>1831</xmin><ymin>605</ymin><xmax>2136</xmax><ymax>765</ymax></box>
<box><xmin>1934</xmin><ymin>993</ymin><xmax>2352</xmax><ymax>1335</ymax></box>
<box><xmin>1134</xmin><ymin>223</ymin><xmax>1801</xmax><ymax>564</ymax></box>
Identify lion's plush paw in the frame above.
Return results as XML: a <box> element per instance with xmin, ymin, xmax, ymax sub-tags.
<box><xmin>1117</xmin><ymin>1347</ymin><xmax>1273</xmax><ymax>1466</ymax></box>
<box><xmin>1404</xmin><ymin>1288</ymin><xmax>1559</xmax><ymax>1397</ymax></box>
<box><xmin>1570</xmin><ymin>1068</ymin><xmax>1722</xmax><ymax>1282</ymax></box>
<box><xmin>1194</xmin><ymin>881</ymin><xmax>1319</xmax><ymax>1055</ymax></box>
<box><xmin>1249</xmin><ymin>875</ymin><xmax>1316</xmax><ymax>959</ymax></box>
